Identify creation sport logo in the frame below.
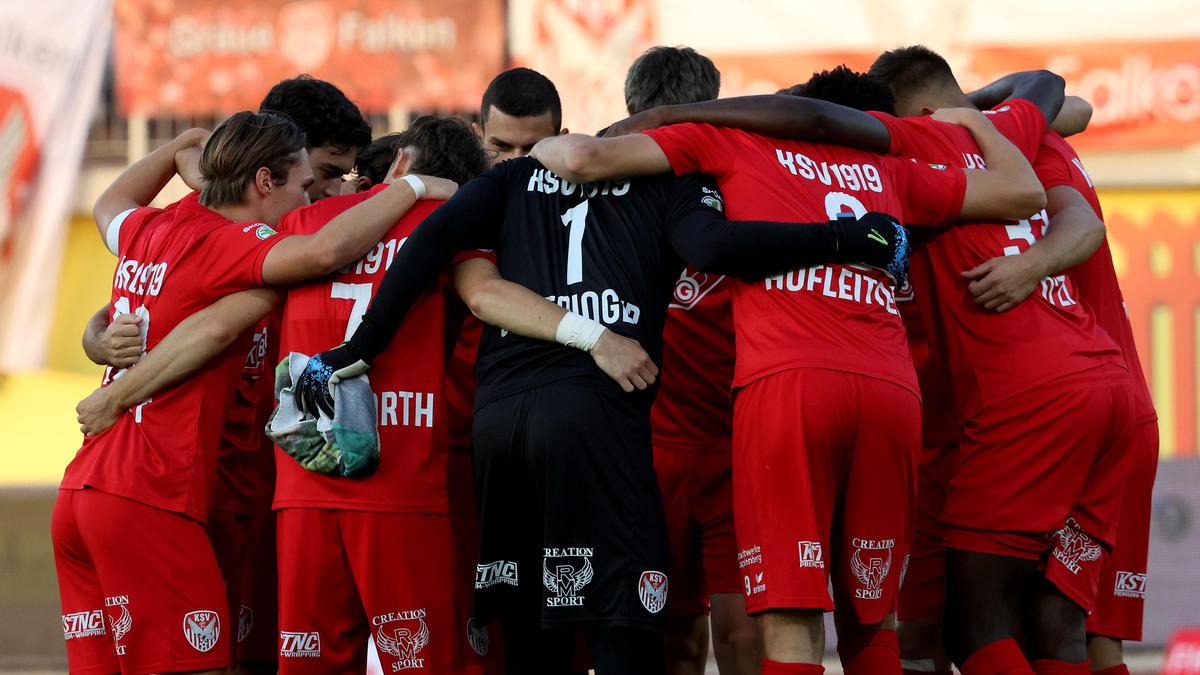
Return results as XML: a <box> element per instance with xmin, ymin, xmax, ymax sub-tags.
<box><xmin>850</xmin><ymin>537</ymin><xmax>894</xmax><ymax>600</ymax></box>
<box><xmin>372</xmin><ymin>608</ymin><xmax>429</xmax><ymax>670</ymax></box>
<box><xmin>542</xmin><ymin>547</ymin><xmax>594</xmax><ymax>607</ymax></box>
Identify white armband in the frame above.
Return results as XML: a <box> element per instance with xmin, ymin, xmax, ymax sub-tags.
<box><xmin>555</xmin><ymin>312</ymin><xmax>607</xmax><ymax>352</ymax></box>
<box><xmin>401</xmin><ymin>174</ymin><xmax>426</xmax><ymax>199</ymax></box>
<box><xmin>104</xmin><ymin>208</ymin><xmax>136</xmax><ymax>256</ymax></box>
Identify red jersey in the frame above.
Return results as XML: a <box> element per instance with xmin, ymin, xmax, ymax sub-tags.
<box><xmin>1034</xmin><ymin>132</ymin><xmax>1156</xmax><ymax>423</ymax></box>
<box><xmin>273</xmin><ymin>186</ymin><xmax>473</xmax><ymax>513</ymax></box>
<box><xmin>444</xmin><ymin>314</ymin><xmax>482</xmax><ymax>451</ymax></box>
<box><xmin>211</xmin><ymin>312</ymin><xmax>281</xmax><ymax>514</ymax></box>
<box><xmin>871</xmin><ymin>100</ymin><xmax>1125</xmax><ymax>416</ymax></box>
<box><xmin>650</xmin><ymin>269</ymin><xmax>734</xmax><ymax>451</ymax></box>
<box><xmin>61</xmin><ymin>193</ymin><xmax>285</xmax><ymax>521</ymax></box>
<box><xmin>643</xmin><ymin>123</ymin><xmax>966</xmax><ymax>394</ymax></box>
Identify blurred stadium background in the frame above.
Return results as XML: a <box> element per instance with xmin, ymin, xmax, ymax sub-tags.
<box><xmin>0</xmin><ymin>0</ymin><xmax>1198</xmax><ymax>672</ymax></box>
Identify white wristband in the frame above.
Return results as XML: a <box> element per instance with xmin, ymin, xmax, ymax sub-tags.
<box><xmin>555</xmin><ymin>312</ymin><xmax>607</xmax><ymax>352</ymax></box>
<box><xmin>401</xmin><ymin>174</ymin><xmax>426</xmax><ymax>199</ymax></box>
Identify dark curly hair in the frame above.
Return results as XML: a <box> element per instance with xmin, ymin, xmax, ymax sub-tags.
<box><xmin>259</xmin><ymin>75</ymin><xmax>372</xmax><ymax>154</ymax></box>
<box><xmin>624</xmin><ymin>46</ymin><xmax>720</xmax><ymax>114</ymax></box>
<box><xmin>788</xmin><ymin>65</ymin><xmax>896</xmax><ymax>115</ymax></box>
<box><xmin>353</xmin><ymin>133</ymin><xmax>406</xmax><ymax>187</ymax></box>
<box><xmin>868</xmin><ymin>45</ymin><xmax>958</xmax><ymax>98</ymax></box>
<box><xmin>395</xmin><ymin>116</ymin><xmax>488</xmax><ymax>186</ymax></box>
<box><xmin>480</xmin><ymin>68</ymin><xmax>562</xmax><ymax>131</ymax></box>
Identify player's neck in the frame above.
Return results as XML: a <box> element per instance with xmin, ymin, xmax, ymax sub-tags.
<box><xmin>211</xmin><ymin>203</ymin><xmax>261</xmax><ymax>225</ymax></box>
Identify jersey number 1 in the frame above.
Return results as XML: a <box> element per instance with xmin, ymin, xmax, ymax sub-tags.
<box><xmin>561</xmin><ymin>200</ymin><xmax>588</xmax><ymax>285</ymax></box>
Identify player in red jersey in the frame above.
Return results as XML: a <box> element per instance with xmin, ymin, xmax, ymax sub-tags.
<box><xmin>79</xmin><ymin>78</ymin><xmax>376</xmax><ymax>673</ymax></box>
<box><xmin>953</xmin><ymin>129</ymin><xmax>1158</xmax><ymax>675</ymax></box>
<box><xmin>60</xmin><ymin>111</ymin><xmax>453</xmax><ymax>675</ymax></box>
<box><xmin>864</xmin><ymin>48</ymin><xmax>1133</xmax><ymax>675</ymax></box>
<box><xmin>623</xmin><ymin>46</ymin><xmax>760</xmax><ymax>675</ymax></box>
<box><xmin>531</xmin><ymin>92</ymin><xmax>1045</xmax><ymax>675</ymax></box>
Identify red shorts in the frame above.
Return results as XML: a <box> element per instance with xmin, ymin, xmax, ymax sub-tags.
<box><xmin>276</xmin><ymin>508</ymin><xmax>467</xmax><ymax>674</ymax></box>
<box><xmin>52</xmin><ymin>487</ymin><xmax>230</xmax><ymax>675</ymax></box>
<box><xmin>235</xmin><ymin>506</ymin><xmax>278</xmax><ymax>665</ymax></box>
<box><xmin>654</xmin><ymin>443</ymin><xmax>740</xmax><ymax>616</ymax></box>
<box><xmin>206</xmin><ymin>507</ymin><xmax>252</xmax><ymax>665</ymax></box>
<box><xmin>943</xmin><ymin>369</ymin><xmax>1135</xmax><ymax>611</ymax></box>
<box><xmin>897</xmin><ymin>442</ymin><xmax>958</xmax><ymax>622</ymax></box>
<box><xmin>1086</xmin><ymin>419</ymin><xmax>1159</xmax><ymax>641</ymax></box>
<box><xmin>732</xmin><ymin>368</ymin><xmax>919</xmax><ymax>624</ymax></box>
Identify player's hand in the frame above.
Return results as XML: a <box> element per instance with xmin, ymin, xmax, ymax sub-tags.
<box><xmin>294</xmin><ymin>344</ymin><xmax>370</xmax><ymax>417</ymax></box>
<box><xmin>962</xmin><ymin>251</ymin><xmax>1047</xmax><ymax>312</ymax></box>
<box><xmin>97</xmin><ymin>314</ymin><xmax>144</xmax><ymax>369</ymax></box>
<box><xmin>603</xmin><ymin>109</ymin><xmax>666</xmax><ymax>138</ymax></box>
<box><xmin>590</xmin><ymin>330</ymin><xmax>659</xmax><ymax>393</ymax></box>
<box><xmin>931</xmin><ymin>107</ymin><xmax>989</xmax><ymax>129</ymax></box>
<box><xmin>832</xmin><ymin>212</ymin><xmax>912</xmax><ymax>286</ymax></box>
<box><xmin>76</xmin><ymin>387</ymin><xmax>123</xmax><ymax>436</ymax></box>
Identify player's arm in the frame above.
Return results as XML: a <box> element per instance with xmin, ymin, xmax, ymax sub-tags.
<box><xmin>934</xmin><ymin>108</ymin><xmax>1046</xmax><ymax>219</ymax></box>
<box><xmin>1051</xmin><ymin>96</ymin><xmax>1093</xmax><ymax>137</ymax></box>
<box><xmin>603</xmin><ymin>95</ymin><xmax>893</xmax><ymax>154</ymax></box>
<box><xmin>294</xmin><ymin>172</ymin><xmax>508</xmax><ymax>415</ymax></box>
<box><xmin>81</xmin><ymin>305</ymin><xmax>143</xmax><ymax>369</ymax></box>
<box><xmin>966</xmin><ymin>69</ymin><xmax>1066</xmax><ymax>123</ymax></box>
<box><xmin>962</xmin><ymin>185</ymin><xmax>1104</xmax><ymax>312</ymax></box>
<box><xmin>76</xmin><ymin>289</ymin><xmax>280</xmax><ymax>435</ymax></box>
<box><xmin>452</xmin><ymin>259</ymin><xmax>658</xmax><ymax>393</ymax></box>
<box><xmin>93</xmin><ymin>128</ymin><xmax>209</xmax><ymax>242</ymax></box>
<box><xmin>529</xmin><ymin>133</ymin><xmax>672</xmax><ymax>184</ymax></box>
<box><xmin>258</xmin><ymin>174</ymin><xmax>457</xmax><ymax>285</ymax></box>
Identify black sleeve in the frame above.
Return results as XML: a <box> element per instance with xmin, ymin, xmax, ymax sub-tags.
<box><xmin>346</xmin><ymin>166</ymin><xmax>508</xmax><ymax>363</ymax></box>
<box><xmin>664</xmin><ymin>174</ymin><xmax>841</xmax><ymax>280</ymax></box>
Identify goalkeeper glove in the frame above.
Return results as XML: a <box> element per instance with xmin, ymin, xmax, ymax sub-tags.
<box><xmin>831</xmin><ymin>211</ymin><xmax>912</xmax><ymax>286</ymax></box>
<box><xmin>294</xmin><ymin>343</ymin><xmax>370</xmax><ymax>418</ymax></box>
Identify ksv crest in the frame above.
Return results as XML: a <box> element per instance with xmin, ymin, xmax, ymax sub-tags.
<box><xmin>466</xmin><ymin>617</ymin><xmax>489</xmax><ymax>657</ymax></box>
<box><xmin>543</xmin><ymin>548</ymin><xmax>595</xmax><ymax>607</ymax></box>
<box><xmin>638</xmin><ymin>571</ymin><xmax>669</xmax><ymax>614</ymax></box>
<box><xmin>375</xmin><ymin>615</ymin><xmax>430</xmax><ymax>669</ymax></box>
<box><xmin>1053</xmin><ymin>518</ymin><xmax>1103</xmax><ymax>575</ymax></box>
<box><xmin>237</xmin><ymin>605</ymin><xmax>253</xmax><ymax>644</ymax></box>
<box><xmin>670</xmin><ymin>269</ymin><xmax>725</xmax><ymax>310</ymax></box>
<box><xmin>850</xmin><ymin>538</ymin><xmax>894</xmax><ymax>600</ymax></box>
<box><xmin>183</xmin><ymin>610</ymin><xmax>220</xmax><ymax>653</ymax></box>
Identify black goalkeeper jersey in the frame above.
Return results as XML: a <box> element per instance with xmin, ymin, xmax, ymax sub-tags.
<box><xmin>473</xmin><ymin>158</ymin><xmax>724</xmax><ymax>407</ymax></box>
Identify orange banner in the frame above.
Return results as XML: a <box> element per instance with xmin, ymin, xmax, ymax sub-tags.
<box><xmin>114</xmin><ymin>0</ymin><xmax>505</xmax><ymax>116</ymax></box>
<box><xmin>710</xmin><ymin>40</ymin><xmax>1200</xmax><ymax>152</ymax></box>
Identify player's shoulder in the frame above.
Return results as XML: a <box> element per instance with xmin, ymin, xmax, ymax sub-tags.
<box><xmin>279</xmin><ymin>188</ymin><xmax>379</xmax><ymax>235</ymax></box>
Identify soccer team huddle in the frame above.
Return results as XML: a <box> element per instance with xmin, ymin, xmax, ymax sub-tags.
<box><xmin>53</xmin><ymin>43</ymin><xmax>1156</xmax><ymax>675</ymax></box>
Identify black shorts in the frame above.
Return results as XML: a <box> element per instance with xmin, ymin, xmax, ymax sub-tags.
<box><xmin>471</xmin><ymin>377</ymin><xmax>670</xmax><ymax>630</ymax></box>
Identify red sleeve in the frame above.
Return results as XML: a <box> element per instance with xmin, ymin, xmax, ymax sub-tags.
<box><xmin>277</xmin><ymin>186</ymin><xmax>383</xmax><ymax>235</ymax></box>
<box><xmin>1032</xmin><ymin>133</ymin><xmax>1072</xmax><ymax>191</ymax></box>
<box><xmin>866</xmin><ymin>112</ymin><xmax>929</xmax><ymax>157</ymax></box>
<box><xmin>982</xmin><ymin>98</ymin><xmax>1047</xmax><ymax>163</ymax></box>
<box><xmin>115</xmin><ymin>207</ymin><xmax>164</xmax><ymax>255</ymax></box>
<box><xmin>642</xmin><ymin>123</ymin><xmax>740</xmax><ymax>177</ymax></box>
<box><xmin>452</xmin><ymin>249</ymin><xmax>497</xmax><ymax>265</ymax></box>
<box><xmin>886</xmin><ymin>156</ymin><xmax>967</xmax><ymax>227</ymax></box>
<box><xmin>194</xmin><ymin>222</ymin><xmax>288</xmax><ymax>294</ymax></box>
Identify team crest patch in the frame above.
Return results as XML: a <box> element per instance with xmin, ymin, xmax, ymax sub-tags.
<box><xmin>467</xmin><ymin>617</ymin><xmax>489</xmax><ymax>657</ymax></box>
<box><xmin>254</xmin><ymin>224</ymin><xmax>277</xmax><ymax>240</ymax></box>
<box><xmin>700</xmin><ymin>186</ymin><xmax>724</xmax><ymax>212</ymax></box>
<box><xmin>237</xmin><ymin>605</ymin><xmax>253</xmax><ymax>643</ymax></box>
<box><xmin>638</xmin><ymin>570</ymin><xmax>669</xmax><ymax>613</ymax></box>
<box><xmin>927</xmin><ymin>163</ymin><xmax>948</xmax><ymax>170</ymax></box>
<box><xmin>183</xmin><ymin>610</ymin><xmax>220</xmax><ymax>653</ymax></box>
<box><xmin>373</xmin><ymin>608</ymin><xmax>430</xmax><ymax>670</ymax></box>
<box><xmin>850</xmin><ymin>538</ymin><xmax>894</xmax><ymax>600</ymax></box>
<box><xmin>543</xmin><ymin>547</ymin><xmax>595</xmax><ymax>607</ymax></box>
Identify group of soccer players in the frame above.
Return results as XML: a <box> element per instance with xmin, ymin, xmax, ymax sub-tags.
<box><xmin>52</xmin><ymin>40</ymin><xmax>1155</xmax><ymax>675</ymax></box>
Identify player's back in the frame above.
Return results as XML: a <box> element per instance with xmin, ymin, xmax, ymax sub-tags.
<box><xmin>874</xmin><ymin>104</ymin><xmax>1125</xmax><ymax>415</ymax></box>
<box><xmin>644</xmin><ymin>122</ymin><xmax>966</xmax><ymax>396</ymax></box>
<box><xmin>1035</xmin><ymin>132</ymin><xmax>1155</xmax><ymax>423</ymax></box>
<box><xmin>275</xmin><ymin>191</ymin><xmax>453</xmax><ymax>514</ymax></box>
<box><xmin>474</xmin><ymin>157</ymin><xmax>688</xmax><ymax>410</ymax></box>
<box><xmin>63</xmin><ymin>193</ymin><xmax>283</xmax><ymax>520</ymax></box>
